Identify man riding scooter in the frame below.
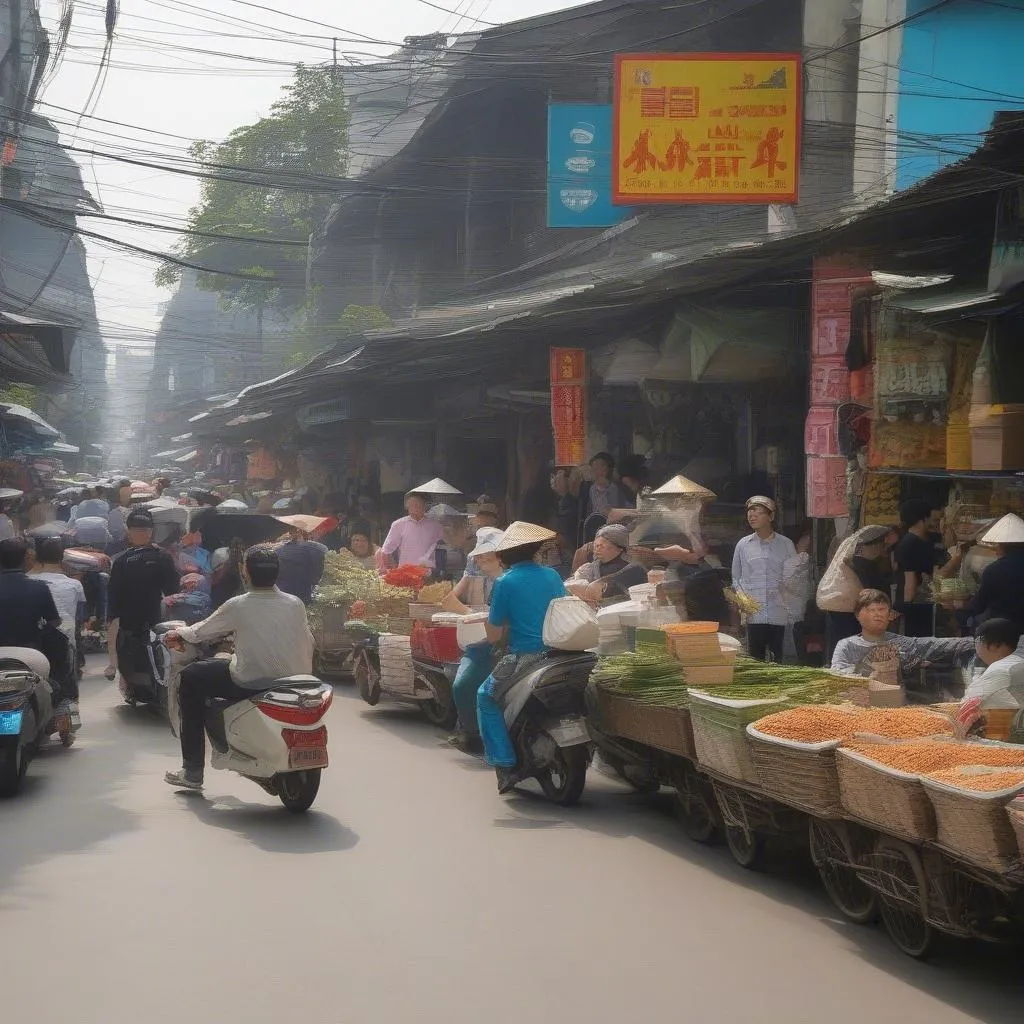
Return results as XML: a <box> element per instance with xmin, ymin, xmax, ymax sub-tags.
<box><xmin>163</xmin><ymin>545</ymin><xmax>315</xmax><ymax>791</ymax></box>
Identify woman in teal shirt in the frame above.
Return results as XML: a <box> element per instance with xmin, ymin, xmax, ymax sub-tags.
<box><xmin>477</xmin><ymin>522</ymin><xmax>566</xmax><ymax>768</ymax></box>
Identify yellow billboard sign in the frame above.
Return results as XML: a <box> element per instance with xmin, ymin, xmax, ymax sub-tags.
<box><xmin>613</xmin><ymin>53</ymin><xmax>801</xmax><ymax>204</ymax></box>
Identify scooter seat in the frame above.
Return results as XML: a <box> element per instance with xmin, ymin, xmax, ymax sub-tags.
<box><xmin>267</xmin><ymin>674</ymin><xmax>323</xmax><ymax>688</ymax></box>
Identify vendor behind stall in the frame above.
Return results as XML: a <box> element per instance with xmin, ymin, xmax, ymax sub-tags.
<box><xmin>831</xmin><ymin>589</ymin><xmax>975</xmax><ymax>685</ymax></box>
<box><xmin>565</xmin><ymin>524</ymin><xmax>648</xmax><ymax>604</ymax></box>
<box><xmin>967</xmin><ymin>513</ymin><xmax>1024</xmax><ymax>633</ymax></box>
<box><xmin>957</xmin><ymin>618</ymin><xmax>1024</xmax><ymax>737</ymax></box>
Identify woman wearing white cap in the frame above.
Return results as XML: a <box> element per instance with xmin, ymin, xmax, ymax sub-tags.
<box><xmin>445</xmin><ymin>527</ymin><xmax>505</xmax><ymax>754</ymax></box>
<box><xmin>967</xmin><ymin>514</ymin><xmax>1024</xmax><ymax>633</ymax></box>
<box><xmin>732</xmin><ymin>496</ymin><xmax>803</xmax><ymax>662</ymax></box>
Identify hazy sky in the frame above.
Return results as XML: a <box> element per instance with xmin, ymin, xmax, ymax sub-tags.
<box><xmin>34</xmin><ymin>0</ymin><xmax>586</xmax><ymax>345</ymax></box>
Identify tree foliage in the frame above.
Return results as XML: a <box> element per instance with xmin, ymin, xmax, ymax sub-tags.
<box><xmin>282</xmin><ymin>304</ymin><xmax>392</xmax><ymax>369</ymax></box>
<box><xmin>156</xmin><ymin>65</ymin><xmax>349</xmax><ymax>314</ymax></box>
<box><xmin>0</xmin><ymin>382</ymin><xmax>42</xmax><ymax>411</ymax></box>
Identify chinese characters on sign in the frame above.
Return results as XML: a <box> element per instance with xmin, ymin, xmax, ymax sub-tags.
<box><xmin>613</xmin><ymin>53</ymin><xmax>801</xmax><ymax>204</ymax></box>
<box><xmin>550</xmin><ymin>348</ymin><xmax>587</xmax><ymax>467</ymax></box>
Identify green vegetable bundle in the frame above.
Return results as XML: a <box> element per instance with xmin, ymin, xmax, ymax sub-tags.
<box><xmin>592</xmin><ymin>651</ymin><xmax>690</xmax><ymax>707</ymax></box>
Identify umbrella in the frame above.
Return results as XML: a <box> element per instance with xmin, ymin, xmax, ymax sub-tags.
<box><xmin>218</xmin><ymin>499</ymin><xmax>249</xmax><ymax>511</ymax></box>
<box><xmin>276</xmin><ymin>514</ymin><xmax>338</xmax><ymax>538</ymax></box>
<box><xmin>410</xmin><ymin>477</ymin><xmax>462</xmax><ymax>496</ymax></box>
<box><xmin>27</xmin><ymin>522</ymin><xmax>70</xmax><ymax>539</ymax></box>
<box><xmin>191</xmin><ymin>507</ymin><xmax>288</xmax><ymax>551</ymax></box>
<box><xmin>0</xmin><ymin>487</ymin><xmax>23</xmax><ymax>500</ymax></box>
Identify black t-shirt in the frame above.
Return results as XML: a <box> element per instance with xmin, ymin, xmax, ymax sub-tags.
<box><xmin>596</xmin><ymin>557</ymin><xmax>649</xmax><ymax>600</ymax></box>
<box><xmin>894</xmin><ymin>531</ymin><xmax>936</xmax><ymax>608</ymax></box>
<box><xmin>0</xmin><ymin>570</ymin><xmax>60</xmax><ymax>648</ymax></box>
<box><xmin>108</xmin><ymin>544</ymin><xmax>180</xmax><ymax>632</ymax></box>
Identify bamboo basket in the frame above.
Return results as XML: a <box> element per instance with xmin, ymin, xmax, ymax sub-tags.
<box><xmin>746</xmin><ymin>726</ymin><xmax>843</xmax><ymax>816</ymax></box>
<box><xmin>689</xmin><ymin>690</ymin><xmax>784</xmax><ymax>785</ymax></box>
<box><xmin>1008</xmin><ymin>802</ymin><xmax>1024</xmax><ymax>860</ymax></box>
<box><xmin>836</xmin><ymin>747</ymin><xmax>936</xmax><ymax>841</ymax></box>
<box><xmin>922</xmin><ymin>770</ymin><xmax>1024</xmax><ymax>873</ymax></box>
<box><xmin>595</xmin><ymin>689</ymin><xmax>696</xmax><ymax>760</ymax></box>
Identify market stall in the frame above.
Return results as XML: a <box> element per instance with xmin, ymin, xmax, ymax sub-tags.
<box><xmin>584</xmin><ymin>604</ymin><xmax>1024</xmax><ymax>959</ymax></box>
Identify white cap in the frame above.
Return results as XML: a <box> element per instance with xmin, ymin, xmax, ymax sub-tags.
<box><xmin>981</xmin><ymin>513</ymin><xmax>1024</xmax><ymax>545</ymax></box>
<box><xmin>469</xmin><ymin>527</ymin><xmax>504</xmax><ymax>558</ymax></box>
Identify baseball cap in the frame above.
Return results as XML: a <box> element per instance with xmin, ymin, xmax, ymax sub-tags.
<box><xmin>125</xmin><ymin>507</ymin><xmax>155</xmax><ymax>529</ymax></box>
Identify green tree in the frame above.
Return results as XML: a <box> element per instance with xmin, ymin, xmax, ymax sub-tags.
<box><xmin>0</xmin><ymin>382</ymin><xmax>42</xmax><ymax>411</ymax></box>
<box><xmin>156</xmin><ymin>65</ymin><xmax>349</xmax><ymax>319</ymax></box>
<box><xmin>282</xmin><ymin>304</ymin><xmax>392</xmax><ymax>369</ymax></box>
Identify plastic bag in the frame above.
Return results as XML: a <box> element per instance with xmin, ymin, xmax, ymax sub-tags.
<box><xmin>543</xmin><ymin>596</ymin><xmax>599</xmax><ymax>651</ymax></box>
<box><xmin>816</xmin><ymin>529</ymin><xmax>872</xmax><ymax>612</ymax></box>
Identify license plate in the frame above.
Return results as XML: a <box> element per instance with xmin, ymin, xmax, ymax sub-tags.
<box><xmin>548</xmin><ymin>718</ymin><xmax>589</xmax><ymax>747</ymax></box>
<box><xmin>0</xmin><ymin>709</ymin><xmax>23</xmax><ymax>736</ymax></box>
<box><xmin>289</xmin><ymin>747</ymin><xmax>328</xmax><ymax>769</ymax></box>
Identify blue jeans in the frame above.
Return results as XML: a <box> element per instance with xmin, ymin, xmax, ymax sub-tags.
<box><xmin>451</xmin><ymin>649</ymin><xmax>493</xmax><ymax>737</ymax></box>
<box><xmin>477</xmin><ymin>676</ymin><xmax>517</xmax><ymax>768</ymax></box>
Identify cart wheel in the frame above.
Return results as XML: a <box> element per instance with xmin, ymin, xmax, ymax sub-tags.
<box><xmin>725</xmin><ymin>825</ymin><xmax>766</xmax><ymax>870</ymax></box>
<box><xmin>873</xmin><ymin>835</ymin><xmax>934</xmax><ymax>959</ymax></box>
<box><xmin>672</xmin><ymin>770</ymin><xmax>721</xmax><ymax>844</ymax></box>
<box><xmin>355</xmin><ymin>655</ymin><xmax>380</xmax><ymax>707</ymax></box>
<box><xmin>808</xmin><ymin>819</ymin><xmax>877</xmax><ymax>925</ymax></box>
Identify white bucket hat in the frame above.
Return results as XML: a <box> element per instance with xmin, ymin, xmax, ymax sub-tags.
<box><xmin>469</xmin><ymin>526</ymin><xmax>505</xmax><ymax>558</ymax></box>
<box><xmin>981</xmin><ymin>513</ymin><xmax>1024</xmax><ymax>546</ymax></box>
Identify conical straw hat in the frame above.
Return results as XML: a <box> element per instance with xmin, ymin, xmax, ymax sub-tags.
<box><xmin>651</xmin><ymin>474</ymin><xmax>716</xmax><ymax>500</ymax></box>
<box><xmin>410</xmin><ymin>477</ymin><xmax>462</xmax><ymax>496</ymax></box>
<box><xmin>495</xmin><ymin>521</ymin><xmax>557</xmax><ymax>552</ymax></box>
<box><xmin>981</xmin><ymin>513</ymin><xmax>1024</xmax><ymax>545</ymax></box>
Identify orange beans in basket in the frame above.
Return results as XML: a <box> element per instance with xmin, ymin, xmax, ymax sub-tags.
<box><xmin>844</xmin><ymin>739</ymin><xmax>1024</xmax><ymax>774</ymax></box>
<box><xmin>752</xmin><ymin>706</ymin><xmax>953</xmax><ymax>745</ymax></box>
<box><xmin>926</xmin><ymin>767</ymin><xmax>1024</xmax><ymax>792</ymax></box>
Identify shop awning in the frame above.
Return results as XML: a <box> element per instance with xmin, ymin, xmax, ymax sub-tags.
<box><xmin>173</xmin><ymin>449</ymin><xmax>200</xmax><ymax>464</ymax></box>
<box><xmin>885</xmin><ymin>286</ymin><xmax>1023</xmax><ymax>315</ymax></box>
<box><xmin>0</xmin><ymin>402</ymin><xmax>61</xmax><ymax>438</ymax></box>
<box><xmin>48</xmin><ymin>440</ymin><xmax>80</xmax><ymax>454</ymax></box>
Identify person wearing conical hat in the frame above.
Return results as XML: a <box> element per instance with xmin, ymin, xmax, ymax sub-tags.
<box><xmin>967</xmin><ymin>514</ymin><xmax>1024</xmax><ymax>634</ymax></box>
<box><xmin>475</xmin><ymin>522</ymin><xmax>566</xmax><ymax>778</ymax></box>
<box><xmin>376</xmin><ymin>491</ymin><xmax>444</xmax><ymax>572</ymax></box>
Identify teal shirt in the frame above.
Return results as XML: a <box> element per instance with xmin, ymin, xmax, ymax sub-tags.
<box><xmin>487</xmin><ymin>562</ymin><xmax>566</xmax><ymax>654</ymax></box>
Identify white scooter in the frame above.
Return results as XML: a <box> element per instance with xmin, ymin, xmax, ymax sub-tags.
<box><xmin>160</xmin><ymin>625</ymin><xmax>333</xmax><ymax>813</ymax></box>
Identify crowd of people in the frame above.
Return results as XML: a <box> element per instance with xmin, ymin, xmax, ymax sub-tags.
<box><xmin>4</xmin><ymin>455</ymin><xmax>1024</xmax><ymax>790</ymax></box>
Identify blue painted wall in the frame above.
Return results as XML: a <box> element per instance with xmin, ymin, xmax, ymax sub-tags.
<box><xmin>897</xmin><ymin>0</ymin><xmax>1024</xmax><ymax>189</ymax></box>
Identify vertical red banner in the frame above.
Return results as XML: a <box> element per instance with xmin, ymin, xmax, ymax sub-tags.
<box><xmin>550</xmin><ymin>348</ymin><xmax>587</xmax><ymax>467</ymax></box>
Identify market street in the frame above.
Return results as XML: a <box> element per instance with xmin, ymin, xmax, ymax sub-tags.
<box><xmin>0</xmin><ymin>659</ymin><xmax>1019</xmax><ymax>1024</ymax></box>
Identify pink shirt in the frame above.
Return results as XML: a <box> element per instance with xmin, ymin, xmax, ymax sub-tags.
<box><xmin>380</xmin><ymin>515</ymin><xmax>444</xmax><ymax>567</ymax></box>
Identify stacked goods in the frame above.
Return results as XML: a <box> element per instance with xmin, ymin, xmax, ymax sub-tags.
<box><xmin>922</xmin><ymin>766</ymin><xmax>1024</xmax><ymax>872</ymax></box>
<box><xmin>662</xmin><ymin>622</ymin><xmax>735</xmax><ymax>686</ymax></box>
<box><xmin>837</xmin><ymin>739</ymin><xmax>1024</xmax><ymax>842</ymax></box>
<box><xmin>591</xmin><ymin>651</ymin><xmax>694</xmax><ymax>757</ymax></box>
<box><xmin>747</xmin><ymin>706</ymin><xmax>953</xmax><ymax>816</ymax></box>
<box><xmin>378</xmin><ymin>634</ymin><xmax>415</xmax><ymax>694</ymax></box>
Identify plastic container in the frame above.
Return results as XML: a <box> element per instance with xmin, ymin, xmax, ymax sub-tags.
<box><xmin>456</xmin><ymin>612</ymin><xmax>489</xmax><ymax>650</ymax></box>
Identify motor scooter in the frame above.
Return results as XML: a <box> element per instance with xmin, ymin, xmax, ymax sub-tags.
<box><xmin>0</xmin><ymin>648</ymin><xmax>57</xmax><ymax>795</ymax></box>
<box><xmin>493</xmin><ymin>650</ymin><xmax>597</xmax><ymax>805</ymax></box>
<box><xmin>164</xmin><ymin>631</ymin><xmax>332</xmax><ymax>812</ymax></box>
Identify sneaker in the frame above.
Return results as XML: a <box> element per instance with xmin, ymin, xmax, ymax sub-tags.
<box><xmin>103</xmin><ymin>665</ymin><xmax>116</xmax><ymax>681</ymax></box>
<box><xmin>164</xmin><ymin>769</ymin><xmax>203</xmax><ymax>791</ymax></box>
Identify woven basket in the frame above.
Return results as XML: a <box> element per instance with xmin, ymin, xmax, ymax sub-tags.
<box><xmin>1008</xmin><ymin>804</ymin><xmax>1024</xmax><ymax>860</ymax></box>
<box><xmin>746</xmin><ymin>726</ymin><xmax>843</xmax><ymax>816</ymax></box>
<box><xmin>689</xmin><ymin>690</ymin><xmax>783</xmax><ymax>785</ymax></box>
<box><xmin>836</xmin><ymin>747</ymin><xmax>935</xmax><ymax>841</ymax></box>
<box><xmin>311</xmin><ymin>603</ymin><xmax>353</xmax><ymax>654</ymax></box>
<box><xmin>922</xmin><ymin>772</ymin><xmax>1024</xmax><ymax>873</ymax></box>
<box><xmin>595</xmin><ymin>689</ymin><xmax>695</xmax><ymax>759</ymax></box>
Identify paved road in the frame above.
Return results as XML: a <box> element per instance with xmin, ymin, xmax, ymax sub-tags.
<box><xmin>1</xmin><ymin>658</ymin><xmax>1021</xmax><ymax>1023</ymax></box>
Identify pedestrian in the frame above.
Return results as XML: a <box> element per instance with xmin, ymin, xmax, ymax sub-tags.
<box><xmin>731</xmin><ymin>495</ymin><xmax>797</xmax><ymax>662</ymax></box>
<box><xmin>894</xmin><ymin>499</ymin><xmax>941</xmax><ymax>637</ymax></box>
<box><xmin>376</xmin><ymin>491</ymin><xmax>444</xmax><ymax>571</ymax></box>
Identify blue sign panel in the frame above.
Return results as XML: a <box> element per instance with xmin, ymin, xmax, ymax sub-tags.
<box><xmin>547</xmin><ymin>103</ymin><xmax>629</xmax><ymax>229</ymax></box>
